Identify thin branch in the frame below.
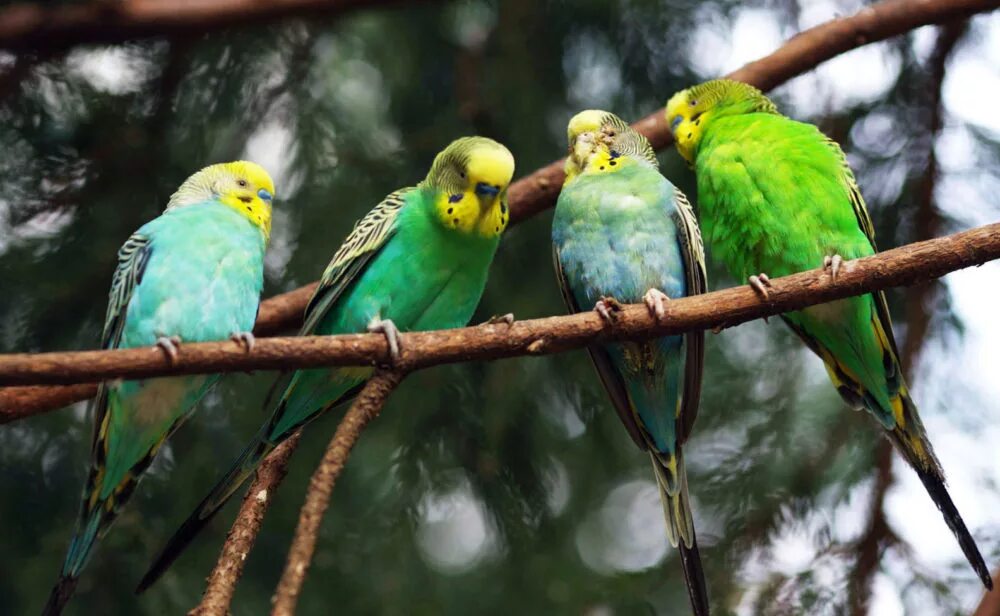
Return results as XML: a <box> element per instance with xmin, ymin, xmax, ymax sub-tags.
<box><xmin>187</xmin><ymin>433</ymin><xmax>302</xmax><ymax>616</ymax></box>
<box><xmin>0</xmin><ymin>222</ymin><xmax>999</xmax><ymax>390</ymax></box>
<box><xmin>3</xmin><ymin>0</ymin><xmax>997</xmax><ymax>416</ymax></box>
<box><xmin>270</xmin><ymin>370</ymin><xmax>405</xmax><ymax>616</ymax></box>
<box><xmin>846</xmin><ymin>20</ymin><xmax>968</xmax><ymax>615</ymax></box>
<box><xmin>0</xmin><ymin>0</ymin><xmax>427</xmax><ymax>52</ymax></box>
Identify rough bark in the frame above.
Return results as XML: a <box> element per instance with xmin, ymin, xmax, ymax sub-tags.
<box><xmin>188</xmin><ymin>434</ymin><xmax>302</xmax><ymax>616</ymax></box>
<box><xmin>0</xmin><ymin>222</ymin><xmax>999</xmax><ymax>391</ymax></box>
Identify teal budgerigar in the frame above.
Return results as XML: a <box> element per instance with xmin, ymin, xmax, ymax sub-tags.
<box><xmin>43</xmin><ymin>162</ymin><xmax>275</xmax><ymax>615</ymax></box>
<box><xmin>137</xmin><ymin>136</ymin><xmax>516</xmax><ymax>591</ymax></box>
<box><xmin>552</xmin><ymin>110</ymin><xmax>710</xmax><ymax>616</ymax></box>
<box><xmin>666</xmin><ymin>79</ymin><xmax>992</xmax><ymax>589</ymax></box>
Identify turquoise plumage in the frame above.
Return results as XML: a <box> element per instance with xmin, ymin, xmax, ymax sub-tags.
<box><xmin>552</xmin><ymin>111</ymin><xmax>709</xmax><ymax>615</ymax></box>
<box><xmin>43</xmin><ymin>162</ymin><xmax>274</xmax><ymax>615</ymax></box>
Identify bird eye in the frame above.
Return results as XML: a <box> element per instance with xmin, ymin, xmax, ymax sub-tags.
<box><xmin>238</xmin><ymin>179</ymin><xmax>248</xmax><ymax>188</ymax></box>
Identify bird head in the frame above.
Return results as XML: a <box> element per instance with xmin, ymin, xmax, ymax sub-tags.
<box><xmin>563</xmin><ymin>109</ymin><xmax>657</xmax><ymax>182</ymax></box>
<box><xmin>167</xmin><ymin>161</ymin><xmax>275</xmax><ymax>239</ymax></box>
<box><xmin>666</xmin><ymin>79</ymin><xmax>777</xmax><ymax>165</ymax></box>
<box><xmin>426</xmin><ymin>136</ymin><xmax>515</xmax><ymax>237</ymax></box>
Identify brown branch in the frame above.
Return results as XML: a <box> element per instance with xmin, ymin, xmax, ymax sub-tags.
<box><xmin>0</xmin><ymin>221</ymin><xmax>999</xmax><ymax>390</ymax></box>
<box><xmin>0</xmin><ymin>283</ymin><xmax>317</xmax><ymax>420</ymax></box>
<box><xmin>973</xmin><ymin>574</ymin><xmax>1000</xmax><ymax>616</ymax></box>
<box><xmin>846</xmin><ymin>20</ymin><xmax>968</xmax><ymax>615</ymax></box>
<box><xmin>187</xmin><ymin>433</ymin><xmax>302</xmax><ymax>616</ymax></box>
<box><xmin>0</xmin><ymin>0</ymin><xmax>426</xmax><ymax>52</ymax></box>
<box><xmin>2</xmin><ymin>0</ymin><xmax>996</xmax><ymax>417</ymax></box>
<box><xmin>270</xmin><ymin>370</ymin><xmax>405</xmax><ymax>616</ymax></box>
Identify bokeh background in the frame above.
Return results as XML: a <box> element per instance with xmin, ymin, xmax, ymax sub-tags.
<box><xmin>1</xmin><ymin>1</ymin><xmax>999</xmax><ymax>614</ymax></box>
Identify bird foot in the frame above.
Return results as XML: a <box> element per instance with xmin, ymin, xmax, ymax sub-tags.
<box><xmin>643</xmin><ymin>288</ymin><xmax>670</xmax><ymax>322</ymax></box>
<box><xmin>155</xmin><ymin>335</ymin><xmax>182</xmax><ymax>362</ymax></box>
<box><xmin>230</xmin><ymin>331</ymin><xmax>255</xmax><ymax>353</ymax></box>
<box><xmin>823</xmin><ymin>254</ymin><xmax>844</xmax><ymax>281</ymax></box>
<box><xmin>748</xmin><ymin>273</ymin><xmax>772</xmax><ymax>301</ymax></box>
<box><xmin>481</xmin><ymin>313</ymin><xmax>515</xmax><ymax>327</ymax></box>
<box><xmin>593</xmin><ymin>296</ymin><xmax>623</xmax><ymax>325</ymax></box>
<box><xmin>367</xmin><ymin>317</ymin><xmax>402</xmax><ymax>364</ymax></box>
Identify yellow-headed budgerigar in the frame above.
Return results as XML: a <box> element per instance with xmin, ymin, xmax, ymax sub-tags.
<box><xmin>666</xmin><ymin>79</ymin><xmax>991</xmax><ymax>589</ymax></box>
<box><xmin>552</xmin><ymin>110</ymin><xmax>710</xmax><ymax>615</ymax></box>
<box><xmin>137</xmin><ymin>136</ymin><xmax>515</xmax><ymax>590</ymax></box>
<box><xmin>43</xmin><ymin>162</ymin><xmax>275</xmax><ymax>614</ymax></box>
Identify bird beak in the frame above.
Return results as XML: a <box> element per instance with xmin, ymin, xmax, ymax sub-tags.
<box><xmin>569</xmin><ymin>132</ymin><xmax>597</xmax><ymax>168</ymax></box>
<box><xmin>474</xmin><ymin>182</ymin><xmax>501</xmax><ymax>210</ymax></box>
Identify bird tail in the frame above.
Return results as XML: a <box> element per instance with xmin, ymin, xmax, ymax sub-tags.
<box><xmin>650</xmin><ymin>449</ymin><xmax>710</xmax><ymax>616</ymax></box>
<box><xmin>135</xmin><ymin>431</ymin><xmax>275</xmax><ymax>593</ymax></box>
<box><xmin>886</xmin><ymin>388</ymin><xmax>993</xmax><ymax>590</ymax></box>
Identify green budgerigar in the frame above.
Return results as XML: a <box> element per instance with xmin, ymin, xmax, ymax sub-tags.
<box><xmin>552</xmin><ymin>110</ymin><xmax>710</xmax><ymax>615</ymax></box>
<box><xmin>137</xmin><ymin>136</ymin><xmax>516</xmax><ymax>590</ymax></box>
<box><xmin>43</xmin><ymin>162</ymin><xmax>275</xmax><ymax>614</ymax></box>
<box><xmin>666</xmin><ymin>79</ymin><xmax>992</xmax><ymax>589</ymax></box>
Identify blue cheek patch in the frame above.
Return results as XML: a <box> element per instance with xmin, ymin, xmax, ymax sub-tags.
<box><xmin>258</xmin><ymin>188</ymin><xmax>273</xmax><ymax>202</ymax></box>
<box><xmin>670</xmin><ymin>115</ymin><xmax>683</xmax><ymax>131</ymax></box>
<box><xmin>449</xmin><ymin>194</ymin><xmax>463</xmax><ymax>203</ymax></box>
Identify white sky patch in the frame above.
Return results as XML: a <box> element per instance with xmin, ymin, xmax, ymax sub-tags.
<box><xmin>415</xmin><ymin>476</ymin><xmax>500</xmax><ymax>574</ymax></box>
<box><xmin>563</xmin><ymin>30</ymin><xmax>623</xmax><ymax>110</ymax></box>
<box><xmin>65</xmin><ymin>47</ymin><xmax>153</xmax><ymax>95</ymax></box>
<box><xmin>575</xmin><ymin>479</ymin><xmax>667</xmax><ymax>574</ymax></box>
<box><xmin>723</xmin><ymin>8</ymin><xmax>785</xmax><ymax>74</ymax></box>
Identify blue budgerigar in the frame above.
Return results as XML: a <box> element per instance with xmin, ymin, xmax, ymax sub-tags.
<box><xmin>552</xmin><ymin>111</ymin><xmax>709</xmax><ymax>615</ymax></box>
<box><xmin>42</xmin><ymin>161</ymin><xmax>275</xmax><ymax>615</ymax></box>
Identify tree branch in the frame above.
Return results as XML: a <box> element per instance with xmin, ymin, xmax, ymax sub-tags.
<box><xmin>187</xmin><ymin>433</ymin><xmax>302</xmax><ymax>616</ymax></box>
<box><xmin>269</xmin><ymin>370</ymin><xmax>405</xmax><ymax>616</ymax></box>
<box><xmin>0</xmin><ymin>0</ymin><xmax>425</xmax><ymax>52</ymax></box>
<box><xmin>0</xmin><ymin>222</ymin><xmax>998</xmax><ymax>392</ymax></box>
<box><xmin>2</xmin><ymin>0</ymin><xmax>996</xmax><ymax>417</ymax></box>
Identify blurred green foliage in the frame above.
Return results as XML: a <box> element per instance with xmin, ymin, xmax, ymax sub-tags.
<box><xmin>0</xmin><ymin>1</ymin><xmax>998</xmax><ymax>615</ymax></box>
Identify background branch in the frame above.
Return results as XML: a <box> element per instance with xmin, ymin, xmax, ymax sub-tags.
<box><xmin>187</xmin><ymin>433</ymin><xmax>302</xmax><ymax>616</ymax></box>
<box><xmin>1</xmin><ymin>0</ymin><xmax>996</xmax><ymax>417</ymax></box>
<box><xmin>270</xmin><ymin>370</ymin><xmax>405</xmax><ymax>616</ymax></box>
<box><xmin>0</xmin><ymin>0</ymin><xmax>424</xmax><ymax>52</ymax></box>
<box><xmin>846</xmin><ymin>20</ymin><xmax>968</xmax><ymax>615</ymax></box>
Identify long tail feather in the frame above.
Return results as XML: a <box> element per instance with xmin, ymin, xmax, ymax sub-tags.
<box><xmin>887</xmin><ymin>395</ymin><xmax>992</xmax><ymax>590</ymax></box>
<box><xmin>135</xmin><ymin>435</ymin><xmax>273</xmax><ymax>593</ymax></box>
<box><xmin>650</xmin><ymin>450</ymin><xmax>710</xmax><ymax>616</ymax></box>
<box><xmin>41</xmin><ymin>575</ymin><xmax>78</xmax><ymax>616</ymax></box>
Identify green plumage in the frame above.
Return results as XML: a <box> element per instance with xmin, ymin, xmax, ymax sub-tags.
<box><xmin>668</xmin><ymin>79</ymin><xmax>992</xmax><ymax>589</ymax></box>
<box><xmin>139</xmin><ymin>137</ymin><xmax>514</xmax><ymax>591</ymax></box>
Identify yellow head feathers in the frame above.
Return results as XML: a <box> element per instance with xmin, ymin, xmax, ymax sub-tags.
<box><xmin>425</xmin><ymin>137</ymin><xmax>515</xmax><ymax>238</ymax></box>
<box><xmin>666</xmin><ymin>79</ymin><xmax>777</xmax><ymax>164</ymax></box>
<box><xmin>168</xmin><ymin>161</ymin><xmax>275</xmax><ymax>239</ymax></box>
<box><xmin>563</xmin><ymin>109</ymin><xmax>656</xmax><ymax>181</ymax></box>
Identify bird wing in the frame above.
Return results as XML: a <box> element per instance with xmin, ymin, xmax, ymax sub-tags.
<box><xmin>671</xmin><ymin>188</ymin><xmax>707</xmax><ymax>444</ymax></box>
<box><xmin>825</xmin><ymin>137</ymin><xmax>901</xmax><ymax>354</ymax></box>
<box><xmin>91</xmin><ymin>233</ymin><xmax>152</xmax><ymax>459</ymax></box>
<box><xmin>552</xmin><ymin>245</ymin><xmax>647</xmax><ymax>449</ymax></box>
<box><xmin>300</xmin><ymin>189</ymin><xmax>411</xmax><ymax>335</ymax></box>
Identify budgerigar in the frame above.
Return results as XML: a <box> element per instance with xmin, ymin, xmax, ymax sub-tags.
<box><xmin>43</xmin><ymin>162</ymin><xmax>275</xmax><ymax>614</ymax></box>
<box><xmin>552</xmin><ymin>110</ymin><xmax>710</xmax><ymax>616</ymax></box>
<box><xmin>137</xmin><ymin>136</ymin><xmax>516</xmax><ymax>591</ymax></box>
<box><xmin>666</xmin><ymin>79</ymin><xmax>992</xmax><ymax>589</ymax></box>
